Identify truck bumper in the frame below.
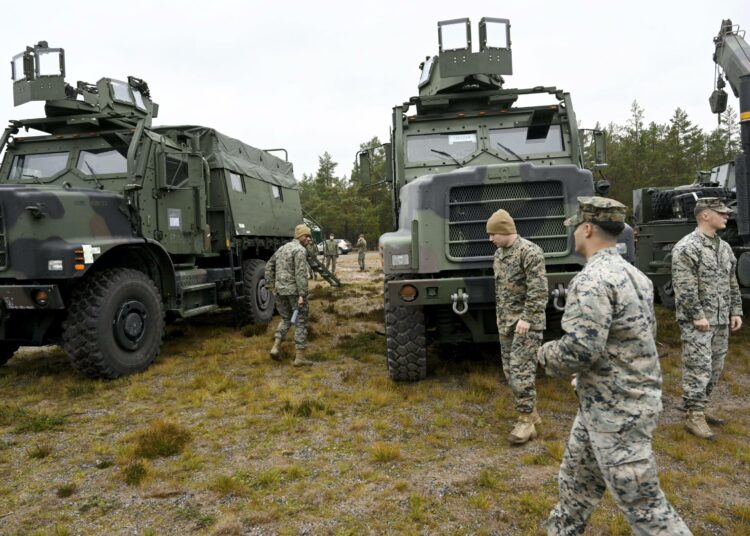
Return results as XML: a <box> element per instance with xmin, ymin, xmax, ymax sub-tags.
<box><xmin>0</xmin><ymin>284</ymin><xmax>65</xmax><ymax>310</ymax></box>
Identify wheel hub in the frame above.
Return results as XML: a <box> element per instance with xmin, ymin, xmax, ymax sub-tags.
<box><xmin>113</xmin><ymin>300</ymin><xmax>148</xmax><ymax>351</ymax></box>
<box><xmin>257</xmin><ymin>278</ymin><xmax>270</xmax><ymax>309</ymax></box>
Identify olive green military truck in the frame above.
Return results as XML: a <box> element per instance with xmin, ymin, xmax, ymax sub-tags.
<box><xmin>0</xmin><ymin>42</ymin><xmax>303</xmax><ymax>377</ymax></box>
<box><xmin>359</xmin><ymin>18</ymin><xmax>633</xmax><ymax>381</ymax></box>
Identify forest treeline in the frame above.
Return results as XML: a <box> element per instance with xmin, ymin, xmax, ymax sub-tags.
<box><xmin>299</xmin><ymin>102</ymin><xmax>742</xmax><ymax>244</ymax></box>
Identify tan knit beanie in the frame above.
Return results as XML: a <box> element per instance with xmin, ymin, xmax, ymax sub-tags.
<box><xmin>294</xmin><ymin>224</ymin><xmax>312</xmax><ymax>239</ymax></box>
<box><xmin>486</xmin><ymin>209</ymin><xmax>516</xmax><ymax>235</ymax></box>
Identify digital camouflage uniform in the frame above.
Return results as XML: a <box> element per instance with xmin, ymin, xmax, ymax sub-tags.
<box><xmin>671</xmin><ymin>227</ymin><xmax>742</xmax><ymax>412</ymax></box>
<box><xmin>324</xmin><ymin>238</ymin><xmax>339</xmax><ymax>273</ymax></box>
<box><xmin>538</xmin><ymin>198</ymin><xmax>690</xmax><ymax>536</ymax></box>
<box><xmin>305</xmin><ymin>241</ymin><xmax>319</xmax><ymax>280</ymax></box>
<box><xmin>356</xmin><ymin>236</ymin><xmax>367</xmax><ymax>271</ymax></box>
<box><xmin>265</xmin><ymin>240</ymin><xmax>309</xmax><ymax>350</ymax></box>
<box><xmin>494</xmin><ymin>236</ymin><xmax>548</xmax><ymax>413</ymax></box>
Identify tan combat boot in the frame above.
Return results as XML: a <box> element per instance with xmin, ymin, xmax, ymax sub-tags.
<box><xmin>269</xmin><ymin>339</ymin><xmax>282</xmax><ymax>361</ymax></box>
<box><xmin>685</xmin><ymin>410</ymin><xmax>714</xmax><ymax>439</ymax></box>
<box><xmin>530</xmin><ymin>408</ymin><xmax>542</xmax><ymax>426</ymax></box>
<box><xmin>293</xmin><ymin>349</ymin><xmax>313</xmax><ymax>367</ymax></box>
<box><xmin>508</xmin><ymin>413</ymin><xmax>537</xmax><ymax>445</ymax></box>
<box><xmin>704</xmin><ymin>410</ymin><xmax>725</xmax><ymax>425</ymax></box>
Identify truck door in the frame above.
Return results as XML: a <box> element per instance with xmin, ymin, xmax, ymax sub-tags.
<box><xmin>155</xmin><ymin>150</ymin><xmax>207</xmax><ymax>255</ymax></box>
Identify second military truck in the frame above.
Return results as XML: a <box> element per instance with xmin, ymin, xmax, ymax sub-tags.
<box><xmin>0</xmin><ymin>42</ymin><xmax>302</xmax><ymax>377</ymax></box>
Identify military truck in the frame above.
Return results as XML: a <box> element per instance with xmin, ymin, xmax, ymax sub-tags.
<box><xmin>633</xmin><ymin>19</ymin><xmax>750</xmax><ymax>307</ymax></box>
<box><xmin>0</xmin><ymin>42</ymin><xmax>303</xmax><ymax>377</ymax></box>
<box><xmin>359</xmin><ymin>18</ymin><xmax>632</xmax><ymax>381</ymax></box>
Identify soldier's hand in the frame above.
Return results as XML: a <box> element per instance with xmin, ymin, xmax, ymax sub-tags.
<box><xmin>730</xmin><ymin>315</ymin><xmax>743</xmax><ymax>332</ymax></box>
<box><xmin>515</xmin><ymin>319</ymin><xmax>530</xmax><ymax>336</ymax></box>
<box><xmin>693</xmin><ymin>318</ymin><xmax>710</xmax><ymax>332</ymax></box>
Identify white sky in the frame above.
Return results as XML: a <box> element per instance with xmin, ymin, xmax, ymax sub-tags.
<box><xmin>0</xmin><ymin>1</ymin><xmax>746</xmax><ymax>179</ymax></box>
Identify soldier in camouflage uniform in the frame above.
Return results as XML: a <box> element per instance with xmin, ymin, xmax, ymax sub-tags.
<box><xmin>487</xmin><ymin>209</ymin><xmax>548</xmax><ymax>445</ymax></box>
<box><xmin>265</xmin><ymin>224</ymin><xmax>314</xmax><ymax>367</ymax></box>
<box><xmin>537</xmin><ymin>197</ymin><xmax>691</xmax><ymax>536</ymax></box>
<box><xmin>671</xmin><ymin>197</ymin><xmax>743</xmax><ymax>439</ymax></box>
<box><xmin>305</xmin><ymin>239</ymin><xmax>319</xmax><ymax>280</ymax></box>
<box><xmin>356</xmin><ymin>234</ymin><xmax>367</xmax><ymax>271</ymax></box>
<box><xmin>324</xmin><ymin>233</ymin><xmax>339</xmax><ymax>273</ymax></box>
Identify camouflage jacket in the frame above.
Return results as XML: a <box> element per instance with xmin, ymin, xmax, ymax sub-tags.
<box><xmin>324</xmin><ymin>239</ymin><xmax>339</xmax><ymax>256</ymax></box>
<box><xmin>493</xmin><ymin>236</ymin><xmax>548</xmax><ymax>334</ymax></box>
<box><xmin>356</xmin><ymin>237</ymin><xmax>367</xmax><ymax>253</ymax></box>
<box><xmin>538</xmin><ymin>247</ymin><xmax>662</xmax><ymax>432</ymax></box>
<box><xmin>265</xmin><ymin>240</ymin><xmax>309</xmax><ymax>297</ymax></box>
<box><xmin>305</xmin><ymin>241</ymin><xmax>319</xmax><ymax>259</ymax></box>
<box><xmin>671</xmin><ymin>229</ymin><xmax>742</xmax><ymax>325</ymax></box>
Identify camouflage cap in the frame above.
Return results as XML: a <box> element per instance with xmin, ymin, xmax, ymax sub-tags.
<box><xmin>564</xmin><ymin>196</ymin><xmax>627</xmax><ymax>227</ymax></box>
<box><xmin>695</xmin><ymin>197</ymin><xmax>732</xmax><ymax>214</ymax></box>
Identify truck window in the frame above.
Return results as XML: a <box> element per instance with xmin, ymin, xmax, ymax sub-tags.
<box><xmin>406</xmin><ymin>132</ymin><xmax>477</xmax><ymax>163</ymax></box>
<box><xmin>489</xmin><ymin>125</ymin><xmax>564</xmax><ymax>156</ymax></box>
<box><xmin>229</xmin><ymin>172</ymin><xmax>245</xmax><ymax>193</ymax></box>
<box><xmin>9</xmin><ymin>152</ymin><xmax>69</xmax><ymax>181</ymax></box>
<box><xmin>271</xmin><ymin>184</ymin><xmax>283</xmax><ymax>200</ymax></box>
<box><xmin>77</xmin><ymin>149</ymin><xmax>127</xmax><ymax>176</ymax></box>
<box><xmin>165</xmin><ymin>154</ymin><xmax>190</xmax><ymax>187</ymax></box>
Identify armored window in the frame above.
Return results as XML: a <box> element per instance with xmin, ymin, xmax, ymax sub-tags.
<box><xmin>489</xmin><ymin>125</ymin><xmax>564</xmax><ymax>157</ymax></box>
<box><xmin>110</xmin><ymin>80</ymin><xmax>133</xmax><ymax>104</ymax></box>
<box><xmin>11</xmin><ymin>54</ymin><xmax>25</xmax><ymax>81</ymax></box>
<box><xmin>229</xmin><ymin>172</ymin><xmax>245</xmax><ymax>193</ymax></box>
<box><xmin>271</xmin><ymin>185</ymin><xmax>283</xmax><ymax>200</ymax></box>
<box><xmin>165</xmin><ymin>154</ymin><xmax>190</xmax><ymax>187</ymax></box>
<box><xmin>9</xmin><ymin>152</ymin><xmax>69</xmax><ymax>181</ymax></box>
<box><xmin>77</xmin><ymin>149</ymin><xmax>127</xmax><ymax>176</ymax></box>
<box><xmin>406</xmin><ymin>132</ymin><xmax>477</xmax><ymax>163</ymax></box>
<box><xmin>36</xmin><ymin>50</ymin><xmax>63</xmax><ymax>76</ymax></box>
<box><xmin>133</xmin><ymin>90</ymin><xmax>147</xmax><ymax>111</ymax></box>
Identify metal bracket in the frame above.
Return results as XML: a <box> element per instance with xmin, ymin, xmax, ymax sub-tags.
<box><xmin>551</xmin><ymin>283</ymin><xmax>567</xmax><ymax>311</ymax></box>
<box><xmin>451</xmin><ymin>289</ymin><xmax>470</xmax><ymax>315</ymax></box>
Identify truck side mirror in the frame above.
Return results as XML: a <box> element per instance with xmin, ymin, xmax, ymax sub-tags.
<box><xmin>358</xmin><ymin>150</ymin><xmax>371</xmax><ymax>185</ymax></box>
<box><xmin>593</xmin><ymin>130</ymin><xmax>607</xmax><ymax>169</ymax></box>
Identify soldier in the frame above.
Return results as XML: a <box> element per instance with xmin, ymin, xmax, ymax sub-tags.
<box><xmin>487</xmin><ymin>209</ymin><xmax>548</xmax><ymax>445</ymax></box>
<box><xmin>537</xmin><ymin>197</ymin><xmax>690</xmax><ymax>535</ymax></box>
<box><xmin>356</xmin><ymin>234</ymin><xmax>367</xmax><ymax>271</ymax></box>
<box><xmin>305</xmin><ymin>238</ymin><xmax>319</xmax><ymax>280</ymax></box>
<box><xmin>324</xmin><ymin>233</ymin><xmax>339</xmax><ymax>273</ymax></box>
<box><xmin>265</xmin><ymin>224</ymin><xmax>314</xmax><ymax>367</ymax></box>
<box><xmin>671</xmin><ymin>197</ymin><xmax>743</xmax><ymax>439</ymax></box>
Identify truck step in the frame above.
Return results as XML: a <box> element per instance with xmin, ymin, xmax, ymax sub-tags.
<box><xmin>180</xmin><ymin>282</ymin><xmax>216</xmax><ymax>293</ymax></box>
<box><xmin>181</xmin><ymin>304</ymin><xmax>220</xmax><ymax>318</ymax></box>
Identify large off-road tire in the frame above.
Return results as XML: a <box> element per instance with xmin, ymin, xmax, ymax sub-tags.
<box><xmin>657</xmin><ymin>279</ymin><xmax>676</xmax><ymax>310</ymax></box>
<box><xmin>652</xmin><ymin>187</ymin><xmax>733</xmax><ymax>219</ymax></box>
<box><xmin>384</xmin><ymin>276</ymin><xmax>427</xmax><ymax>381</ymax></box>
<box><xmin>62</xmin><ymin>268</ymin><xmax>165</xmax><ymax>379</ymax></box>
<box><xmin>0</xmin><ymin>342</ymin><xmax>20</xmax><ymax>367</ymax></box>
<box><xmin>233</xmin><ymin>259</ymin><xmax>275</xmax><ymax>324</ymax></box>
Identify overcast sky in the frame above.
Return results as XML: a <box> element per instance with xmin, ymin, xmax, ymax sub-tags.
<box><xmin>1</xmin><ymin>1</ymin><xmax>746</xmax><ymax>179</ymax></box>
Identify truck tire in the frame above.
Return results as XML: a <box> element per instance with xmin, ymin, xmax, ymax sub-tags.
<box><xmin>233</xmin><ymin>259</ymin><xmax>275</xmax><ymax>324</ymax></box>
<box><xmin>657</xmin><ymin>279</ymin><xmax>676</xmax><ymax>310</ymax></box>
<box><xmin>62</xmin><ymin>268</ymin><xmax>165</xmax><ymax>379</ymax></box>
<box><xmin>384</xmin><ymin>276</ymin><xmax>427</xmax><ymax>381</ymax></box>
<box><xmin>0</xmin><ymin>342</ymin><xmax>20</xmax><ymax>367</ymax></box>
<box><xmin>652</xmin><ymin>187</ymin><xmax>733</xmax><ymax>219</ymax></box>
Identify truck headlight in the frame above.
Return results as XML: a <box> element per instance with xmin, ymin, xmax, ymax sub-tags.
<box><xmin>391</xmin><ymin>253</ymin><xmax>410</xmax><ymax>267</ymax></box>
<box><xmin>616</xmin><ymin>243</ymin><xmax>627</xmax><ymax>256</ymax></box>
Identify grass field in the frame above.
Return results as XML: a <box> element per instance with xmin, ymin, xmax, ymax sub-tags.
<box><xmin>1</xmin><ymin>252</ymin><xmax>749</xmax><ymax>535</ymax></box>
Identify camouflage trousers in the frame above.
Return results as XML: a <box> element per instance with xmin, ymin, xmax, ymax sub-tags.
<box><xmin>679</xmin><ymin>322</ymin><xmax>729</xmax><ymax>411</ymax></box>
<box><xmin>544</xmin><ymin>412</ymin><xmax>691</xmax><ymax>536</ymax></box>
<box><xmin>324</xmin><ymin>255</ymin><xmax>337</xmax><ymax>273</ymax></box>
<box><xmin>273</xmin><ymin>294</ymin><xmax>309</xmax><ymax>350</ymax></box>
<box><xmin>498</xmin><ymin>330</ymin><xmax>542</xmax><ymax>413</ymax></box>
<box><xmin>358</xmin><ymin>251</ymin><xmax>366</xmax><ymax>271</ymax></box>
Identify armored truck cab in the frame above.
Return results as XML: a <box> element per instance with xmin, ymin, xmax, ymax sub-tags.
<box><xmin>361</xmin><ymin>19</ymin><xmax>630</xmax><ymax>381</ymax></box>
<box><xmin>0</xmin><ymin>42</ymin><xmax>302</xmax><ymax>377</ymax></box>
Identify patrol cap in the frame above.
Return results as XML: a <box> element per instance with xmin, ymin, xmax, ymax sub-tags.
<box><xmin>695</xmin><ymin>197</ymin><xmax>732</xmax><ymax>214</ymax></box>
<box><xmin>564</xmin><ymin>196</ymin><xmax>627</xmax><ymax>227</ymax></box>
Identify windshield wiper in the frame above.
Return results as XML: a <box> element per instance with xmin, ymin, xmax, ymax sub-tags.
<box><xmin>496</xmin><ymin>141</ymin><xmax>524</xmax><ymax>162</ymax></box>
<box><xmin>84</xmin><ymin>161</ymin><xmax>104</xmax><ymax>190</ymax></box>
<box><xmin>20</xmin><ymin>173</ymin><xmax>43</xmax><ymax>184</ymax></box>
<box><xmin>431</xmin><ymin>149</ymin><xmax>463</xmax><ymax>168</ymax></box>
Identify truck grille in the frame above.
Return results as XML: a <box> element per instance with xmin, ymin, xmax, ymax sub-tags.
<box><xmin>447</xmin><ymin>181</ymin><xmax>568</xmax><ymax>259</ymax></box>
<box><xmin>0</xmin><ymin>203</ymin><xmax>6</xmax><ymax>269</ymax></box>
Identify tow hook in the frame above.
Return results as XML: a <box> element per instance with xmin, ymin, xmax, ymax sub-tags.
<box><xmin>552</xmin><ymin>283</ymin><xmax>567</xmax><ymax>311</ymax></box>
<box><xmin>451</xmin><ymin>289</ymin><xmax>469</xmax><ymax>315</ymax></box>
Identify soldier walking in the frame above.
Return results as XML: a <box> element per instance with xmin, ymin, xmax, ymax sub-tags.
<box><xmin>671</xmin><ymin>197</ymin><xmax>743</xmax><ymax>439</ymax></box>
<box><xmin>537</xmin><ymin>197</ymin><xmax>691</xmax><ymax>535</ymax></box>
<box><xmin>324</xmin><ymin>233</ymin><xmax>339</xmax><ymax>273</ymax></box>
<box><xmin>487</xmin><ymin>209</ymin><xmax>547</xmax><ymax>445</ymax></box>
<box><xmin>356</xmin><ymin>234</ymin><xmax>367</xmax><ymax>271</ymax></box>
<box><xmin>305</xmin><ymin>239</ymin><xmax>319</xmax><ymax>280</ymax></box>
<box><xmin>265</xmin><ymin>224</ymin><xmax>314</xmax><ymax>367</ymax></box>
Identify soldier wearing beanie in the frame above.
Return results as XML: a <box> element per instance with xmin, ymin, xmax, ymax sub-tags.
<box><xmin>265</xmin><ymin>223</ymin><xmax>315</xmax><ymax>366</ymax></box>
<box><xmin>487</xmin><ymin>208</ymin><xmax>548</xmax><ymax>445</ymax></box>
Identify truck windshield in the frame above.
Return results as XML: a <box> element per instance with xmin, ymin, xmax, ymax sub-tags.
<box><xmin>9</xmin><ymin>152</ymin><xmax>69</xmax><ymax>181</ymax></box>
<box><xmin>406</xmin><ymin>132</ymin><xmax>477</xmax><ymax>163</ymax></box>
<box><xmin>489</xmin><ymin>125</ymin><xmax>564</xmax><ymax>156</ymax></box>
<box><xmin>77</xmin><ymin>148</ymin><xmax>127</xmax><ymax>176</ymax></box>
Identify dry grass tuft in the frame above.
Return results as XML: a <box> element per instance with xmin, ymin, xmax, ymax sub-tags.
<box><xmin>56</xmin><ymin>482</ymin><xmax>76</xmax><ymax>498</ymax></box>
<box><xmin>209</xmin><ymin>474</ymin><xmax>249</xmax><ymax>497</ymax></box>
<box><xmin>131</xmin><ymin>419</ymin><xmax>191</xmax><ymax>459</ymax></box>
<box><xmin>27</xmin><ymin>441</ymin><xmax>54</xmax><ymax>459</ymax></box>
<box><xmin>370</xmin><ymin>442</ymin><xmax>402</xmax><ymax>463</ymax></box>
<box><xmin>282</xmin><ymin>399</ymin><xmax>332</xmax><ymax>418</ymax></box>
<box><xmin>240</xmin><ymin>323</ymin><xmax>270</xmax><ymax>337</ymax></box>
<box><xmin>121</xmin><ymin>461</ymin><xmax>149</xmax><ymax>486</ymax></box>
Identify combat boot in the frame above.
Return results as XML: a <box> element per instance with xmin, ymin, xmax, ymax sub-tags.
<box><xmin>704</xmin><ymin>410</ymin><xmax>725</xmax><ymax>425</ymax></box>
<box><xmin>508</xmin><ymin>413</ymin><xmax>537</xmax><ymax>445</ymax></box>
<box><xmin>293</xmin><ymin>349</ymin><xmax>313</xmax><ymax>367</ymax></box>
<box><xmin>685</xmin><ymin>410</ymin><xmax>714</xmax><ymax>439</ymax></box>
<box><xmin>530</xmin><ymin>408</ymin><xmax>542</xmax><ymax>426</ymax></box>
<box><xmin>269</xmin><ymin>339</ymin><xmax>282</xmax><ymax>361</ymax></box>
